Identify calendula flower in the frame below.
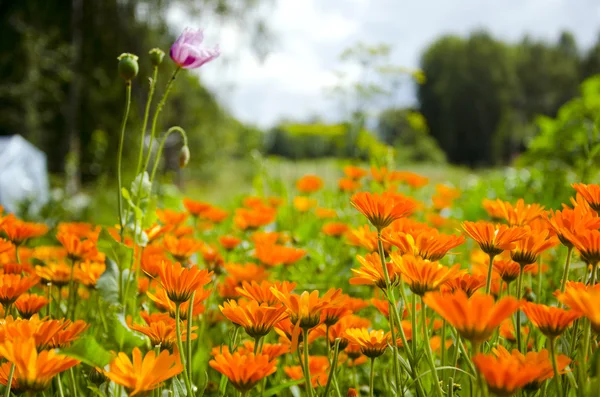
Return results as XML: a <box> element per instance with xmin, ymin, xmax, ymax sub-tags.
<box><xmin>510</xmin><ymin>228</ymin><xmax>558</xmax><ymax>266</ymax></box>
<box><xmin>169</xmin><ymin>27</ymin><xmax>220</xmax><ymax>69</ymax></box>
<box><xmin>563</xmin><ymin>229</ymin><xmax>600</xmax><ymax>264</ymax></box>
<box><xmin>486</xmin><ymin>198</ymin><xmax>546</xmax><ymax>226</ymax></box>
<box><xmin>316</xmin><ymin>315</ymin><xmax>371</xmax><ymax>350</ymax></box>
<box><xmin>0</xmin><ymin>216</ymin><xmax>48</xmax><ymax>246</ymax></box>
<box><xmin>441</xmin><ymin>273</ymin><xmax>486</xmax><ymax>297</ymax></box>
<box><xmin>158</xmin><ymin>261</ymin><xmax>213</xmax><ymax>303</ymax></box>
<box><xmin>320</xmin><ymin>295</ymin><xmax>353</xmax><ymax>326</ymax></box>
<box><xmin>56</xmin><ymin>232</ymin><xmax>101</xmax><ymax>262</ymax></box>
<box><xmin>104</xmin><ymin>347</ymin><xmax>183</xmax><ymax>396</ymax></box>
<box><xmin>344</xmin><ymin>328</ymin><xmax>389</xmax><ymax>358</ymax></box>
<box><xmin>462</xmin><ymin>221</ymin><xmax>528</xmax><ymax>256</ymax></box>
<box><xmin>351</xmin><ymin>191</ymin><xmax>417</xmax><ymax>230</ymax></box>
<box><xmin>492</xmin><ymin>258</ymin><xmax>523</xmax><ymax>284</ymax></box>
<box><xmin>0</xmin><ymin>274</ymin><xmax>39</xmax><ymax>305</ymax></box>
<box><xmin>346</xmin><ymin>225</ymin><xmax>384</xmax><ymax>253</ymax></box>
<box><xmin>0</xmin><ymin>362</ymin><xmax>21</xmax><ymax>393</ymax></box>
<box><xmin>557</xmin><ymin>284</ymin><xmax>600</xmax><ymax>333</ymax></box>
<box><xmin>344</xmin><ymin>165</ymin><xmax>368</xmax><ymax>180</ymax></box>
<box><xmin>234</xmin><ymin>207</ymin><xmax>277</xmax><ymax>230</ymax></box>
<box><xmin>350</xmin><ymin>252</ymin><xmax>400</xmax><ymax>289</ymax></box>
<box><xmin>284</xmin><ymin>355</ymin><xmax>329</xmax><ymax>388</ymax></box>
<box><xmin>128</xmin><ymin>311</ymin><xmax>195</xmax><ymax>350</ymax></box>
<box><xmin>473</xmin><ymin>350</ymin><xmax>550</xmax><ymax>397</ymax></box>
<box><xmin>546</xmin><ymin>206</ymin><xmax>600</xmax><ymax>247</ymax></box>
<box><xmin>225</xmin><ymin>262</ymin><xmax>268</xmax><ymax>283</ymax></box>
<box><xmin>147</xmin><ymin>286</ymin><xmax>212</xmax><ymax>320</ymax></box>
<box><xmin>0</xmin><ymin>239</ymin><xmax>13</xmax><ymax>255</ymax></box>
<box><xmin>15</xmin><ymin>293</ymin><xmax>49</xmax><ymax>319</ymax></box>
<box><xmin>255</xmin><ymin>243</ymin><xmax>306</xmax><ymax>267</ymax></box>
<box><xmin>385</xmin><ymin>228</ymin><xmax>465</xmax><ymax>261</ymax></box>
<box><xmin>220</xmin><ymin>299</ymin><xmax>288</xmax><ymax>338</ymax></box>
<box><xmin>163</xmin><ymin>235</ymin><xmax>203</xmax><ymax>263</ymax></box>
<box><xmin>423</xmin><ymin>290</ymin><xmax>521</xmax><ymax>343</ymax></box>
<box><xmin>182</xmin><ymin>198</ymin><xmax>211</xmax><ymax>216</ymax></box>
<box><xmin>235</xmin><ymin>280</ymin><xmax>296</xmax><ymax>306</ymax></box>
<box><xmin>219</xmin><ymin>235</ymin><xmax>242</xmax><ymax>250</ymax></box>
<box><xmin>521</xmin><ymin>302</ymin><xmax>580</xmax><ymax>338</ymax></box>
<box><xmin>271</xmin><ymin>288</ymin><xmax>343</xmax><ymax>330</ymax></box>
<box><xmin>35</xmin><ymin>262</ymin><xmax>72</xmax><ymax>287</ymax></box>
<box><xmin>0</xmin><ymin>337</ymin><xmax>79</xmax><ymax>392</ymax></box>
<box><xmin>391</xmin><ymin>253</ymin><xmax>461</xmax><ymax>296</ymax></box>
<box><xmin>293</xmin><ymin>196</ymin><xmax>318</xmax><ymax>212</ymax></box>
<box><xmin>338</xmin><ymin>177</ymin><xmax>361</xmax><ymax>192</ymax></box>
<box><xmin>322</xmin><ymin>222</ymin><xmax>350</xmax><ymax>237</ymax></box>
<box><xmin>74</xmin><ymin>260</ymin><xmax>106</xmax><ymax>287</ymax></box>
<box><xmin>210</xmin><ymin>351</ymin><xmax>277</xmax><ymax>392</ymax></box>
<box><xmin>315</xmin><ymin>208</ymin><xmax>337</xmax><ymax>219</ymax></box>
<box><xmin>47</xmin><ymin>320</ymin><xmax>89</xmax><ymax>349</ymax></box>
<box><xmin>296</xmin><ymin>175</ymin><xmax>323</xmax><ymax>193</ymax></box>
<box><xmin>572</xmin><ymin>183</ymin><xmax>600</xmax><ymax>212</ymax></box>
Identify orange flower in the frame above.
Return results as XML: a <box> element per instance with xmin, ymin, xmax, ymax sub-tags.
<box><xmin>15</xmin><ymin>294</ymin><xmax>49</xmax><ymax>319</ymax></box>
<box><xmin>0</xmin><ymin>336</ymin><xmax>79</xmax><ymax>391</ymax></box>
<box><xmin>158</xmin><ymin>262</ymin><xmax>213</xmax><ymax>303</ymax></box>
<box><xmin>350</xmin><ymin>252</ymin><xmax>400</xmax><ymax>289</ymax></box>
<box><xmin>572</xmin><ymin>183</ymin><xmax>600</xmax><ymax>212</ymax></box>
<box><xmin>163</xmin><ymin>235</ymin><xmax>203</xmax><ymax>263</ymax></box>
<box><xmin>239</xmin><ymin>341</ymin><xmax>290</xmax><ymax>360</ymax></box>
<box><xmin>296</xmin><ymin>175</ymin><xmax>323</xmax><ymax>193</ymax></box>
<box><xmin>499</xmin><ymin>319</ymin><xmax>529</xmax><ymax>344</ymax></box>
<box><xmin>210</xmin><ymin>351</ymin><xmax>277</xmax><ymax>392</ymax></box>
<box><xmin>344</xmin><ymin>328</ymin><xmax>389</xmax><ymax>358</ymax></box>
<box><xmin>0</xmin><ymin>217</ymin><xmax>48</xmax><ymax>245</ymax></box>
<box><xmin>0</xmin><ymin>274</ymin><xmax>39</xmax><ymax>305</ymax></box>
<box><xmin>462</xmin><ymin>222</ymin><xmax>528</xmax><ymax>256</ymax></box>
<box><xmin>391</xmin><ymin>253</ymin><xmax>461</xmax><ymax>296</ymax></box>
<box><xmin>104</xmin><ymin>347</ymin><xmax>183</xmax><ymax>396</ymax></box>
<box><xmin>219</xmin><ymin>235</ymin><xmax>242</xmax><ymax>251</ymax></box>
<box><xmin>521</xmin><ymin>302</ymin><xmax>580</xmax><ymax>338</ymax></box>
<box><xmin>47</xmin><ymin>320</ymin><xmax>89</xmax><ymax>349</ymax></box>
<box><xmin>74</xmin><ymin>261</ymin><xmax>106</xmax><ymax>287</ymax></box>
<box><xmin>510</xmin><ymin>228</ymin><xmax>558</xmax><ymax>266</ymax></box>
<box><xmin>220</xmin><ymin>299</ymin><xmax>288</xmax><ymax>338</ymax></box>
<box><xmin>441</xmin><ymin>273</ymin><xmax>486</xmax><ymax>297</ymax></box>
<box><xmin>423</xmin><ymin>290</ymin><xmax>521</xmax><ymax>343</ymax></box>
<box><xmin>557</xmin><ymin>284</ymin><xmax>600</xmax><ymax>333</ymax></box>
<box><xmin>344</xmin><ymin>165</ymin><xmax>368</xmax><ymax>180</ymax></box>
<box><xmin>56</xmin><ymin>232</ymin><xmax>101</xmax><ymax>262</ymax></box>
<box><xmin>385</xmin><ymin>228</ymin><xmax>465</xmax><ymax>261</ymax></box>
<box><xmin>0</xmin><ymin>239</ymin><xmax>13</xmax><ymax>256</ymax></box>
<box><xmin>351</xmin><ymin>191</ymin><xmax>417</xmax><ymax>230</ymax></box>
<box><xmin>293</xmin><ymin>196</ymin><xmax>318</xmax><ymax>212</ymax></box>
<box><xmin>473</xmin><ymin>350</ymin><xmax>551</xmax><ymax>397</ymax></box>
<box><xmin>128</xmin><ymin>311</ymin><xmax>194</xmax><ymax>349</ymax></box>
<box><xmin>182</xmin><ymin>198</ymin><xmax>212</xmax><ymax>216</ymax></box>
<box><xmin>0</xmin><ymin>362</ymin><xmax>21</xmax><ymax>393</ymax></box>
<box><xmin>492</xmin><ymin>258</ymin><xmax>523</xmax><ymax>284</ymax></box>
<box><xmin>284</xmin><ymin>355</ymin><xmax>329</xmax><ymax>388</ymax></box>
<box><xmin>317</xmin><ymin>315</ymin><xmax>371</xmax><ymax>350</ymax></box>
<box><xmin>156</xmin><ymin>208</ymin><xmax>189</xmax><ymax>225</ymax></box>
<box><xmin>320</xmin><ymin>295</ymin><xmax>353</xmax><ymax>326</ymax></box>
<box><xmin>346</xmin><ymin>225</ymin><xmax>383</xmax><ymax>253</ymax></box>
<box><xmin>234</xmin><ymin>207</ymin><xmax>277</xmax><ymax>230</ymax></box>
<box><xmin>546</xmin><ymin>206</ymin><xmax>600</xmax><ymax>247</ymax></box>
<box><xmin>144</xmin><ymin>224</ymin><xmax>172</xmax><ymax>243</ymax></box>
<box><xmin>370</xmin><ymin>166</ymin><xmax>389</xmax><ymax>185</ymax></box>
<box><xmin>322</xmin><ymin>222</ymin><xmax>350</xmax><ymax>237</ymax></box>
<box><xmin>389</xmin><ymin>171</ymin><xmax>429</xmax><ymax>188</ymax></box>
<box><xmin>56</xmin><ymin>222</ymin><xmax>100</xmax><ymax>240</ymax></box>
<box><xmin>200</xmin><ymin>206</ymin><xmax>229</xmax><ymax>223</ymax></box>
<box><xmin>147</xmin><ymin>286</ymin><xmax>212</xmax><ymax>320</ymax></box>
<box><xmin>254</xmin><ymin>243</ymin><xmax>306</xmax><ymax>267</ymax></box>
<box><xmin>563</xmin><ymin>229</ymin><xmax>600</xmax><ymax>264</ymax></box>
<box><xmin>236</xmin><ymin>280</ymin><xmax>296</xmax><ymax>306</ymax></box>
<box><xmin>225</xmin><ymin>262</ymin><xmax>268</xmax><ymax>283</ymax></box>
<box><xmin>338</xmin><ymin>177</ymin><xmax>361</xmax><ymax>192</ymax></box>
<box><xmin>271</xmin><ymin>288</ymin><xmax>343</xmax><ymax>330</ymax></box>
<box><xmin>35</xmin><ymin>262</ymin><xmax>71</xmax><ymax>287</ymax></box>
<box><xmin>315</xmin><ymin>208</ymin><xmax>337</xmax><ymax>219</ymax></box>
<box><xmin>484</xmin><ymin>198</ymin><xmax>546</xmax><ymax>226</ymax></box>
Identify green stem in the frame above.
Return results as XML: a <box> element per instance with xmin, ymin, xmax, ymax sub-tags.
<box><xmin>451</xmin><ymin>330</ymin><xmax>461</xmax><ymax>380</ymax></box>
<box><xmin>422</xmin><ymin>298</ymin><xmax>444</xmax><ymax>397</ymax></box>
<box><xmin>14</xmin><ymin>246</ymin><xmax>20</xmax><ymax>264</ymax></box>
<box><xmin>516</xmin><ymin>267</ymin><xmax>524</xmax><ymax>352</ymax></box>
<box><xmin>484</xmin><ymin>254</ymin><xmax>496</xmax><ymax>295</ymax></box>
<box><xmin>323</xmin><ymin>339</ymin><xmax>341</xmax><ymax>397</ymax></box>
<box><xmin>549</xmin><ymin>337</ymin><xmax>564</xmax><ymax>396</ymax></box>
<box><xmin>56</xmin><ymin>374</ymin><xmax>65</xmax><ymax>397</ymax></box>
<box><xmin>326</xmin><ymin>325</ymin><xmax>331</xmax><ymax>361</ymax></box>
<box><xmin>149</xmin><ymin>126</ymin><xmax>189</xmax><ymax>185</ymax></box>
<box><xmin>369</xmin><ymin>358</ymin><xmax>376</xmax><ymax>397</ymax></box>
<box><xmin>440</xmin><ymin>319</ymin><xmax>447</xmax><ymax>377</ymax></box>
<box><xmin>254</xmin><ymin>336</ymin><xmax>262</xmax><ymax>354</ymax></box>
<box><xmin>537</xmin><ymin>257</ymin><xmax>543</xmax><ymax>303</ymax></box>
<box><xmin>67</xmin><ymin>258</ymin><xmax>78</xmax><ymax>320</ymax></box>
<box><xmin>136</xmin><ymin>66</ymin><xmax>159</xmax><ymax>175</ymax></box>
<box><xmin>187</xmin><ymin>291</ymin><xmax>195</xmax><ymax>380</ymax></box>
<box><xmin>176</xmin><ymin>303</ymin><xmax>194</xmax><ymax>395</ymax></box>
<box><xmin>560</xmin><ymin>246</ymin><xmax>574</xmax><ymax>294</ymax></box>
<box><xmin>302</xmin><ymin>329</ymin><xmax>314</xmax><ymax>397</ymax></box>
<box><xmin>411</xmin><ymin>293</ymin><xmax>418</xmax><ymax>359</ymax></box>
<box><xmin>4</xmin><ymin>364</ymin><xmax>14</xmax><ymax>397</ymax></box>
<box><xmin>69</xmin><ymin>367</ymin><xmax>78</xmax><ymax>397</ymax></box>
<box><xmin>117</xmin><ymin>83</ymin><xmax>132</xmax><ymax>241</ymax></box>
<box><xmin>590</xmin><ymin>262</ymin><xmax>598</xmax><ymax>286</ymax></box>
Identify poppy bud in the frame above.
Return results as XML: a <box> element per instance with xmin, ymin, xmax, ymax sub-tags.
<box><xmin>179</xmin><ymin>145</ymin><xmax>190</xmax><ymax>168</ymax></box>
<box><xmin>149</xmin><ymin>48</ymin><xmax>165</xmax><ymax>66</ymax></box>
<box><xmin>117</xmin><ymin>53</ymin><xmax>139</xmax><ymax>81</ymax></box>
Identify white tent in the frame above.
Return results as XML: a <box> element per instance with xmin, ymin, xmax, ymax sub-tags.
<box><xmin>0</xmin><ymin>135</ymin><xmax>49</xmax><ymax>213</ymax></box>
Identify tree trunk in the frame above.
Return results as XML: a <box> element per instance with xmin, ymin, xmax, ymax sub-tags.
<box><xmin>66</xmin><ymin>0</ymin><xmax>83</xmax><ymax>195</ymax></box>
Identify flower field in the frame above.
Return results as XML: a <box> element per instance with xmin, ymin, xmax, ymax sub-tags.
<box><xmin>2</xmin><ymin>27</ymin><xmax>600</xmax><ymax>397</ymax></box>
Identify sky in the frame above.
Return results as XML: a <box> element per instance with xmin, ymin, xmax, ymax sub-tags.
<box><xmin>172</xmin><ymin>0</ymin><xmax>600</xmax><ymax>128</ymax></box>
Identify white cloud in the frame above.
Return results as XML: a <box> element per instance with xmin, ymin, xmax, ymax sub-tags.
<box><xmin>175</xmin><ymin>0</ymin><xmax>600</xmax><ymax>128</ymax></box>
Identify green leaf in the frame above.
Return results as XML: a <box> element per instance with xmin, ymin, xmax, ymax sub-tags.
<box><xmin>96</xmin><ymin>259</ymin><xmax>120</xmax><ymax>305</ymax></box>
<box><xmin>58</xmin><ymin>336</ymin><xmax>112</xmax><ymax>368</ymax></box>
<box><xmin>172</xmin><ymin>376</ymin><xmax>187</xmax><ymax>397</ymax></box>
<box><xmin>130</xmin><ymin>172</ymin><xmax>151</xmax><ymax>200</ymax></box>
<box><xmin>121</xmin><ymin>187</ymin><xmax>131</xmax><ymax>202</ymax></box>
<box><xmin>263</xmin><ymin>379</ymin><xmax>304</xmax><ymax>397</ymax></box>
<box><xmin>97</xmin><ymin>228</ymin><xmax>133</xmax><ymax>270</ymax></box>
<box><xmin>107</xmin><ymin>312</ymin><xmax>146</xmax><ymax>351</ymax></box>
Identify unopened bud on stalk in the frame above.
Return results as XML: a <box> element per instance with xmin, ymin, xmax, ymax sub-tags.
<box><xmin>347</xmin><ymin>388</ymin><xmax>358</xmax><ymax>397</ymax></box>
<box><xmin>179</xmin><ymin>145</ymin><xmax>190</xmax><ymax>168</ymax></box>
<box><xmin>149</xmin><ymin>48</ymin><xmax>165</xmax><ymax>66</ymax></box>
<box><xmin>117</xmin><ymin>53</ymin><xmax>139</xmax><ymax>81</ymax></box>
<box><xmin>88</xmin><ymin>367</ymin><xmax>107</xmax><ymax>385</ymax></box>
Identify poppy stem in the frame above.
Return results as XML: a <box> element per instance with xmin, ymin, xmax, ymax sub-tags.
<box><xmin>116</xmin><ymin>82</ymin><xmax>132</xmax><ymax>242</ymax></box>
<box><xmin>484</xmin><ymin>254</ymin><xmax>496</xmax><ymax>295</ymax></box>
<box><xmin>549</xmin><ymin>337</ymin><xmax>564</xmax><ymax>396</ymax></box>
<box><xmin>560</xmin><ymin>246</ymin><xmax>574</xmax><ymax>293</ymax></box>
<box><xmin>516</xmin><ymin>267</ymin><xmax>524</xmax><ymax>352</ymax></box>
<box><xmin>175</xmin><ymin>302</ymin><xmax>194</xmax><ymax>395</ymax></box>
<box><xmin>302</xmin><ymin>329</ymin><xmax>314</xmax><ymax>397</ymax></box>
<box><xmin>369</xmin><ymin>357</ymin><xmax>376</xmax><ymax>397</ymax></box>
<box><xmin>4</xmin><ymin>364</ymin><xmax>14</xmax><ymax>397</ymax></box>
<box><xmin>135</xmin><ymin>66</ymin><xmax>158</xmax><ymax>178</ymax></box>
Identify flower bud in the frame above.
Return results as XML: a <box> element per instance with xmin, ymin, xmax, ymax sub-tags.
<box><xmin>347</xmin><ymin>388</ymin><xmax>358</xmax><ymax>397</ymax></box>
<box><xmin>117</xmin><ymin>53</ymin><xmax>139</xmax><ymax>81</ymax></box>
<box><xmin>88</xmin><ymin>367</ymin><xmax>107</xmax><ymax>385</ymax></box>
<box><xmin>149</xmin><ymin>48</ymin><xmax>165</xmax><ymax>67</ymax></box>
<box><xmin>179</xmin><ymin>145</ymin><xmax>190</xmax><ymax>168</ymax></box>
